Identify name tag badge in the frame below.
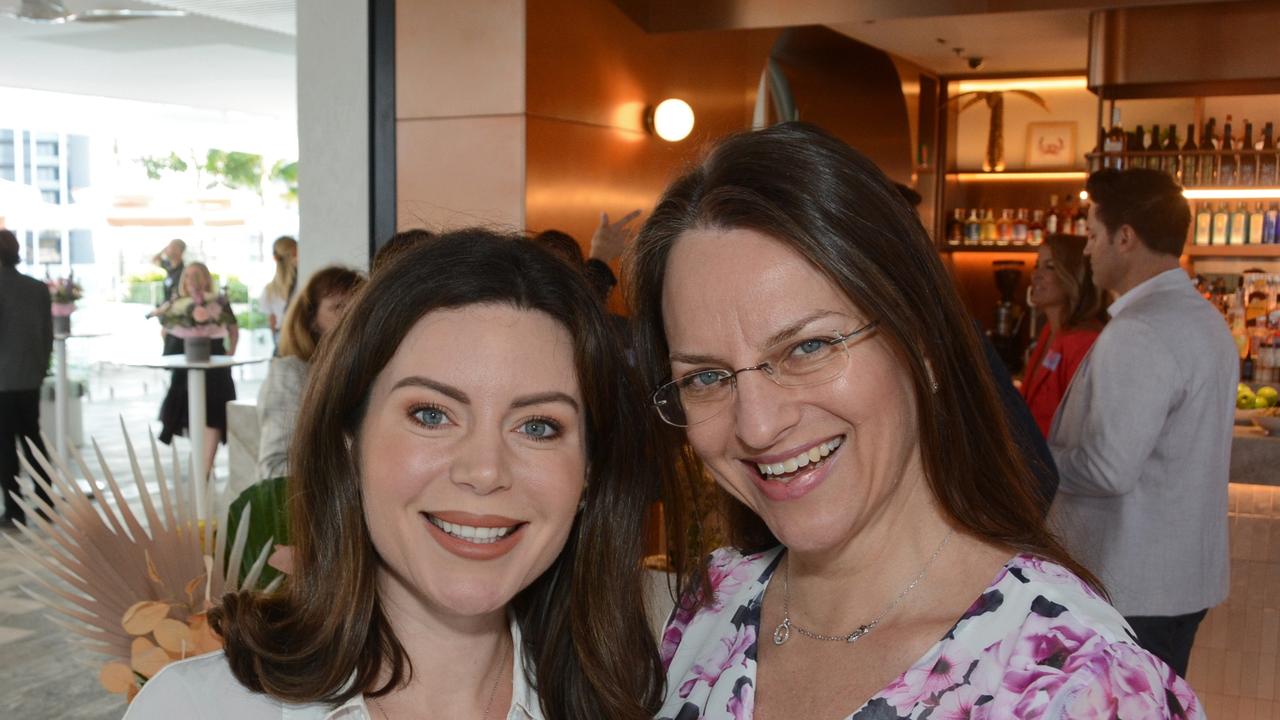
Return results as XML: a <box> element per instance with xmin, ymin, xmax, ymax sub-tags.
<box><xmin>1042</xmin><ymin>350</ymin><xmax>1062</xmax><ymax>371</ymax></box>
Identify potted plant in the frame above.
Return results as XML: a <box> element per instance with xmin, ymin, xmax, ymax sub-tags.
<box><xmin>47</xmin><ymin>274</ymin><xmax>83</xmax><ymax>335</ymax></box>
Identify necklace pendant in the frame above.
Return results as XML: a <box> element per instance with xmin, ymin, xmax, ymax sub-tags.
<box><xmin>773</xmin><ymin>618</ymin><xmax>792</xmax><ymax>645</ymax></box>
<box><xmin>846</xmin><ymin>625</ymin><xmax>871</xmax><ymax>643</ymax></box>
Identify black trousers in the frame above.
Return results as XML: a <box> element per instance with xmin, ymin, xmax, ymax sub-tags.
<box><xmin>1125</xmin><ymin>609</ymin><xmax>1209</xmax><ymax>678</ymax></box>
<box><xmin>0</xmin><ymin>389</ymin><xmax>53</xmax><ymax>520</ymax></box>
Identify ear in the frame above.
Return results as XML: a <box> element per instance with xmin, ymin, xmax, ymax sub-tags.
<box><xmin>1114</xmin><ymin>224</ymin><xmax>1141</xmax><ymax>253</ymax></box>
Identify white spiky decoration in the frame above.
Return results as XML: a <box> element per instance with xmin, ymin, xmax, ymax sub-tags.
<box><xmin>5</xmin><ymin>421</ymin><xmax>278</xmax><ymax>700</ymax></box>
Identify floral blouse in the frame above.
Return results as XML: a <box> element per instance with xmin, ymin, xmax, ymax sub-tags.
<box><xmin>658</xmin><ymin>547</ymin><xmax>1203</xmax><ymax>720</ymax></box>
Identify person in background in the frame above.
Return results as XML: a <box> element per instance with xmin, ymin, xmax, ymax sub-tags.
<box><xmin>371</xmin><ymin>228</ymin><xmax>435</xmax><ymax>274</ymax></box>
<box><xmin>256</xmin><ymin>266</ymin><xmax>364</xmax><ymax>481</ymax></box>
<box><xmin>156</xmin><ymin>262</ymin><xmax>239</xmax><ymax>480</ymax></box>
<box><xmin>1022</xmin><ymin>234</ymin><xmax>1108</xmax><ymax>437</ymax></box>
<box><xmin>1049</xmin><ymin>168</ymin><xmax>1237</xmax><ymax>677</ymax></box>
<box><xmin>533</xmin><ymin>209</ymin><xmax>641</xmax><ymax>304</ymax></box>
<box><xmin>259</xmin><ymin>236</ymin><xmax>298</xmax><ymax>349</ymax></box>
<box><xmin>152</xmin><ymin>238</ymin><xmax>186</xmax><ymax>304</ymax></box>
<box><xmin>0</xmin><ymin>229</ymin><xmax>53</xmax><ymax>527</ymax></box>
<box><xmin>630</xmin><ymin>124</ymin><xmax>1201</xmax><ymax>718</ymax></box>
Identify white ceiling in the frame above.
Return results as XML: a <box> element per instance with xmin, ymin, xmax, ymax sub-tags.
<box><xmin>0</xmin><ymin>0</ymin><xmax>295</xmax><ymax>120</ymax></box>
<box><xmin>830</xmin><ymin>9</ymin><xmax>1094</xmax><ymax>76</ymax></box>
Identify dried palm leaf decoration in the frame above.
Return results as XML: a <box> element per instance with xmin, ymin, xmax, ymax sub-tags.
<box><xmin>5</xmin><ymin>422</ymin><xmax>278</xmax><ymax>701</ymax></box>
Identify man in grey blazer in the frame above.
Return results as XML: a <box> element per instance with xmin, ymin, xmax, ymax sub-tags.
<box><xmin>1048</xmin><ymin>168</ymin><xmax>1237</xmax><ymax>677</ymax></box>
<box><xmin>0</xmin><ymin>229</ymin><xmax>54</xmax><ymax>527</ymax></box>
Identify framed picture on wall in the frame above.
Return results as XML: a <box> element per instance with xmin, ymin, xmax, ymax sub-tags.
<box><xmin>1025</xmin><ymin>122</ymin><xmax>1077</xmax><ymax>169</ymax></box>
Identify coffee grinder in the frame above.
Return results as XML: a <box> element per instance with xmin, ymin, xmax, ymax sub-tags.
<box><xmin>991</xmin><ymin>260</ymin><xmax>1027</xmax><ymax>374</ymax></box>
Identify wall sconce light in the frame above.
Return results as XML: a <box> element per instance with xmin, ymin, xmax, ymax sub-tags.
<box><xmin>648</xmin><ymin>98</ymin><xmax>694</xmax><ymax>142</ymax></box>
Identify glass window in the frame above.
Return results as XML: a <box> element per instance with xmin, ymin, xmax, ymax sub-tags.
<box><xmin>37</xmin><ymin>230</ymin><xmax>62</xmax><ymax>264</ymax></box>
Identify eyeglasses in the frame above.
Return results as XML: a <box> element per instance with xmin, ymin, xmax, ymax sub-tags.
<box><xmin>651</xmin><ymin>320</ymin><xmax>879</xmax><ymax>427</ymax></box>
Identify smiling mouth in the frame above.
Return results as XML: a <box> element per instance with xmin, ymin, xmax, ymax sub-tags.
<box><xmin>753</xmin><ymin>436</ymin><xmax>843</xmax><ymax>483</ymax></box>
<box><xmin>424</xmin><ymin>514</ymin><xmax>524</xmax><ymax>544</ymax></box>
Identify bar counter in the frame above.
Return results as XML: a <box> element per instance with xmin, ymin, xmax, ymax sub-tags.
<box><xmin>1230</xmin><ymin>425</ymin><xmax>1280</xmax><ymax>486</ymax></box>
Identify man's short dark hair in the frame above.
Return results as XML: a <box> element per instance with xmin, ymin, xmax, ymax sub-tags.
<box><xmin>0</xmin><ymin>229</ymin><xmax>19</xmax><ymax>267</ymax></box>
<box><xmin>531</xmin><ymin>229</ymin><xmax>586</xmax><ymax>268</ymax></box>
<box><xmin>1085</xmin><ymin>168</ymin><xmax>1190</xmax><ymax>257</ymax></box>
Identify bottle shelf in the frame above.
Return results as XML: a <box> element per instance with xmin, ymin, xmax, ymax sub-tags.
<box><xmin>1184</xmin><ymin>244</ymin><xmax>1280</xmax><ymax>258</ymax></box>
<box><xmin>947</xmin><ymin>171</ymin><xmax>1087</xmax><ymax>182</ymax></box>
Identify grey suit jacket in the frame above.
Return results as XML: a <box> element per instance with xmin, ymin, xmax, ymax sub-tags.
<box><xmin>1048</xmin><ymin>269</ymin><xmax>1237</xmax><ymax>617</ymax></box>
<box><xmin>0</xmin><ymin>266</ymin><xmax>54</xmax><ymax>392</ymax></box>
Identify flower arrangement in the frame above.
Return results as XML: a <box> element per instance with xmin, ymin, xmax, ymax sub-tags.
<box><xmin>156</xmin><ymin>288</ymin><xmax>235</xmax><ymax>339</ymax></box>
<box><xmin>47</xmin><ymin>275</ymin><xmax>83</xmax><ymax>316</ymax></box>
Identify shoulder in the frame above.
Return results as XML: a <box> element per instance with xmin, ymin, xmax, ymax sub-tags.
<box><xmin>1056</xmin><ymin>327</ymin><xmax>1099</xmax><ymax>351</ymax></box>
<box><xmin>926</xmin><ymin>554</ymin><xmax>1202</xmax><ymax>718</ymax></box>
<box><xmin>269</xmin><ymin>356</ymin><xmax>309</xmax><ymax>379</ymax></box>
<box><xmin>125</xmin><ymin>652</ymin><xmax>298</xmax><ymax>719</ymax></box>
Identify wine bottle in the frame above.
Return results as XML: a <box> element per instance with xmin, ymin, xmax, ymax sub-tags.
<box><xmin>1181</xmin><ymin>123</ymin><xmax>1198</xmax><ymax>187</ymax></box>
<box><xmin>996</xmin><ymin>209</ymin><xmax>1013</xmax><ymax>246</ymax></box>
<box><xmin>1012</xmin><ymin>208</ymin><xmax>1029</xmax><ymax>246</ymax></box>
<box><xmin>1104</xmin><ymin>108</ymin><xmax>1126</xmax><ymax>170</ymax></box>
<box><xmin>1133</xmin><ymin>125</ymin><xmax>1147</xmax><ymax>169</ymax></box>
<box><xmin>1239</xmin><ymin>122</ymin><xmax>1256</xmax><ymax>186</ymax></box>
<box><xmin>1260</xmin><ymin>123</ymin><xmax>1277</xmax><ymax>186</ymax></box>
<box><xmin>1220</xmin><ymin>120</ymin><xmax>1237</xmax><ymax>187</ymax></box>
<box><xmin>1088</xmin><ymin>127</ymin><xmax>1104</xmax><ymax>173</ymax></box>
<box><xmin>1198</xmin><ymin>118</ymin><xmax>1217</xmax><ymax>186</ymax></box>
<box><xmin>1161</xmin><ymin>124</ymin><xmax>1179</xmax><ymax>179</ymax></box>
<box><xmin>1045</xmin><ymin>194</ymin><xmax>1061</xmax><ymax>234</ymax></box>
<box><xmin>1029</xmin><ymin>210</ymin><xmax>1045</xmax><ymax>246</ymax></box>
<box><xmin>946</xmin><ymin>208</ymin><xmax>964</xmax><ymax>246</ymax></box>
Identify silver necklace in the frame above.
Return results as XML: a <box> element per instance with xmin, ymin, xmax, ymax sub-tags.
<box><xmin>773</xmin><ymin>530</ymin><xmax>954</xmax><ymax>645</ymax></box>
<box><xmin>371</xmin><ymin>638</ymin><xmax>510</xmax><ymax>719</ymax></box>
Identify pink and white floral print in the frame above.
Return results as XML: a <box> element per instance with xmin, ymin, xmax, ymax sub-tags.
<box><xmin>657</xmin><ymin>548</ymin><xmax>1203</xmax><ymax>720</ymax></box>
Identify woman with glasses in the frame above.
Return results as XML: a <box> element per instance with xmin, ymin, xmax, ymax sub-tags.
<box><xmin>627</xmin><ymin>123</ymin><xmax>1201</xmax><ymax>719</ymax></box>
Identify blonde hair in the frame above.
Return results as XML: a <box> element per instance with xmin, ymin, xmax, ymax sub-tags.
<box><xmin>277</xmin><ymin>266</ymin><xmax>364</xmax><ymax>361</ymax></box>
<box><xmin>265</xmin><ymin>236</ymin><xmax>298</xmax><ymax>305</ymax></box>
<box><xmin>179</xmin><ymin>262</ymin><xmax>215</xmax><ymax>298</ymax></box>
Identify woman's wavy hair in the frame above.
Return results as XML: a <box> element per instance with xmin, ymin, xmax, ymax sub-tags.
<box><xmin>277</xmin><ymin>265</ymin><xmax>365</xmax><ymax>362</ymax></box>
<box><xmin>212</xmin><ymin>229</ymin><xmax>663</xmax><ymax>718</ymax></box>
<box><xmin>1041</xmin><ymin>233</ymin><xmax>1109</xmax><ymax>331</ymax></box>
<box><xmin>624</xmin><ymin>122</ymin><xmax>1100</xmax><ymax>606</ymax></box>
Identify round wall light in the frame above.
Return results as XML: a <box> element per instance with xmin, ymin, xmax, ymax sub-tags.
<box><xmin>648</xmin><ymin>98</ymin><xmax>694</xmax><ymax>142</ymax></box>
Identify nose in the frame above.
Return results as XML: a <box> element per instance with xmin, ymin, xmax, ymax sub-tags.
<box><xmin>450</xmin><ymin>425</ymin><xmax>510</xmax><ymax>495</ymax></box>
<box><xmin>730</xmin><ymin>370</ymin><xmax>801</xmax><ymax>451</ymax></box>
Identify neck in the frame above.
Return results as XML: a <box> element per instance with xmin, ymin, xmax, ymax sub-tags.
<box><xmin>375</xmin><ymin>573</ymin><xmax>512</xmax><ymax>717</ymax></box>
<box><xmin>1043</xmin><ymin>306</ymin><xmax>1066</xmax><ymax>334</ymax></box>
<box><xmin>1110</xmin><ymin>254</ymin><xmax>1181</xmax><ymax>298</ymax></box>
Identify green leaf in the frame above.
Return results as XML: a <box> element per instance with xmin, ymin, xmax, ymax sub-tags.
<box><xmin>224</xmin><ymin>476</ymin><xmax>290</xmax><ymax>588</ymax></box>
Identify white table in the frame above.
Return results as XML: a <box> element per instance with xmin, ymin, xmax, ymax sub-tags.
<box><xmin>118</xmin><ymin>354</ymin><xmax>265</xmax><ymax>520</ymax></box>
<box><xmin>52</xmin><ymin>332</ymin><xmax>107</xmax><ymax>469</ymax></box>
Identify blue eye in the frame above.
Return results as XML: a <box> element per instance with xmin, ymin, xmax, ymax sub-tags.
<box><xmin>411</xmin><ymin>405</ymin><xmax>451</xmax><ymax>427</ymax></box>
<box><xmin>793</xmin><ymin>339</ymin><xmax>828</xmax><ymax>356</ymax></box>
<box><xmin>679</xmin><ymin>370</ymin><xmax>730</xmax><ymax>391</ymax></box>
<box><xmin>519</xmin><ymin>417</ymin><xmax>561</xmax><ymax>441</ymax></box>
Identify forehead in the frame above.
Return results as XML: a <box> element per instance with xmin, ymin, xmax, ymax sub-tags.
<box><xmin>661</xmin><ymin>227</ymin><xmax>862</xmax><ymax>349</ymax></box>
<box><xmin>378</xmin><ymin>303</ymin><xmax>580</xmax><ymax>399</ymax></box>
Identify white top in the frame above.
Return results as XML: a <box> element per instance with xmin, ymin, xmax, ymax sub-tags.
<box><xmin>1048</xmin><ymin>268</ymin><xmax>1237</xmax><ymax>616</ymax></box>
<box><xmin>256</xmin><ymin>356</ymin><xmax>309</xmax><ymax>480</ymax></box>
<box><xmin>125</xmin><ymin>616</ymin><xmax>543</xmax><ymax>719</ymax></box>
<box><xmin>259</xmin><ymin>284</ymin><xmax>290</xmax><ymax>325</ymax></box>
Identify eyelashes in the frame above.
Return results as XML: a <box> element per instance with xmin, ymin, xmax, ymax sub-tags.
<box><xmin>407</xmin><ymin>404</ymin><xmax>564</xmax><ymax>442</ymax></box>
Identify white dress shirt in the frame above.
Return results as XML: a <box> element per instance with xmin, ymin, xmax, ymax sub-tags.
<box><xmin>1048</xmin><ymin>268</ymin><xmax>1237</xmax><ymax>616</ymax></box>
<box><xmin>124</xmin><ymin>616</ymin><xmax>542</xmax><ymax>719</ymax></box>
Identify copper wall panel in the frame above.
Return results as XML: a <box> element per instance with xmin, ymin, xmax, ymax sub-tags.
<box><xmin>396</xmin><ymin>116</ymin><xmax>526</xmax><ymax>232</ymax></box>
<box><xmin>1088</xmin><ymin>0</ymin><xmax>1280</xmax><ymax>99</ymax></box>
<box><xmin>396</xmin><ymin>0</ymin><xmax>526</xmax><ymax>120</ymax></box>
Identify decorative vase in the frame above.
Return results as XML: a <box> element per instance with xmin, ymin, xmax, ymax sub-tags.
<box><xmin>184</xmin><ymin>337</ymin><xmax>212</xmax><ymax>363</ymax></box>
<box><xmin>52</xmin><ymin>315</ymin><xmax>71</xmax><ymax>336</ymax></box>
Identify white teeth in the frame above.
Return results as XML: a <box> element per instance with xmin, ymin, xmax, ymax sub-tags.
<box><xmin>756</xmin><ymin>437</ymin><xmax>844</xmax><ymax>480</ymax></box>
<box><xmin>428</xmin><ymin>516</ymin><xmax>516</xmax><ymax>544</ymax></box>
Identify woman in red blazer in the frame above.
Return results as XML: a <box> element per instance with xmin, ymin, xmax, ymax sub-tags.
<box><xmin>1022</xmin><ymin>234</ymin><xmax>1110</xmax><ymax>437</ymax></box>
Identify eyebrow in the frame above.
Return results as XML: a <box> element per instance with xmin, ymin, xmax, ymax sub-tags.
<box><xmin>390</xmin><ymin>376</ymin><xmax>579</xmax><ymax>413</ymax></box>
<box><xmin>668</xmin><ymin>310</ymin><xmax>848</xmax><ymax>366</ymax></box>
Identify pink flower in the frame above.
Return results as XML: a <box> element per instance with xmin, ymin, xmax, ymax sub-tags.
<box><xmin>932</xmin><ymin>684</ymin><xmax>985</xmax><ymax>720</ymax></box>
<box><xmin>706</xmin><ymin>550</ymin><xmax>758</xmax><ymax>609</ymax></box>
<box><xmin>678</xmin><ymin>623</ymin><xmax>755</xmax><ymax>698</ymax></box>
<box><xmin>660</xmin><ymin>622</ymin><xmax>685</xmax><ymax>668</ymax></box>
<box><xmin>192</xmin><ymin>306</ymin><xmax>211</xmax><ymax>323</ymax></box>
<box><xmin>726</xmin><ymin>678</ymin><xmax>754</xmax><ymax>720</ymax></box>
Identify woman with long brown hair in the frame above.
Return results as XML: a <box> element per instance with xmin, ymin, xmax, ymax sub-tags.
<box><xmin>627</xmin><ymin>123</ymin><xmax>1201</xmax><ymax>719</ymax></box>
<box><xmin>1022</xmin><ymin>233</ymin><xmax>1108</xmax><ymax>437</ymax></box>
<box><xmin>127</xmin><ymin>230</ymin><xmax>664</xmax><ymax>719</ymax></box>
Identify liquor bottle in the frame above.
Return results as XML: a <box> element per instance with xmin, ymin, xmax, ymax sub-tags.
<box><xmin>1045</xmin><ymin>194</ymin><xmax>1061</xmax><ymax>234</ymax></box>
<box><xmin>1132</xmin><ymin>125</ymin><xmax>1147</xmax><ymax>169</ymax></box>
<box><xmin>996</xmin><ymin>209</ymin><xmax>1013</xmax><ymax>246</ymax></box>
<box><xmin>1194</xmin><ymin>203</ymin><xmax>1213</xmax><ymax>246</ymax></box>
<box><xmin>1219</xmin><ymin>120</ymin><xmax>1237</xmax><ymax>186</ymax></box>
<box><xmin>1088</xmin><ymin>127</ymin><xmax>1104</xmax><ymax>173</ymax></box>
<box><xmin>1212</xmin><ymin>203</ymin><xmax>1230</xmax><ymax>245</ymax></box>
<box><xmin>1181</xmin><ymin>123</ymin><xmax>1198</xmax><ymax>186</ymax></box>
<box><xmin>1229</xmin><ymin>202</ymin><xmax>1248</xmax><ymax>245</ymax></box>
<box><xmin>1198</xmin><ymin>118</ymin><xmax>1218</xmax><ymax>186</ymax></box>
<box><xmin>1072</xmin><ymin>203</ymin><xmax>1088</xmax><ymax>235</ymax></box>
<box><xmin>1265</xmin><ymin>203</ymin><xmax>1279</xmax><ymax>244</ymax></box>
<box><xmin>964</xmin><ymin>208</ymin><xmax>981</xmax><ymax>246</ymax></box>
<box><xmin>1260</xmin><ymin>123</ymin><xmax>1277</xmax><ymax>186</ymax></box>
<box><xmin>1248</xmin><ymin>202</ymin><xmax>1265</xmax><ymax>244</ymax></box>
<box><xmin>1161</xmin><ymin>124</ymin><xmax>1179</xmax><ymax>179</ymax></box>
<box><xmin>1012</xmin><ymin>208</ymin><xmax>1029</xmax><ymax>245</ymax></box>
<box><xmin>946</xmin><ymin>208</ymin><xmax>964</xmax><ymax>246</ymax></box>
<box><xmin>1028</xmin><ymin>209</ymin><xmax>1045</xmax><ymax>246</ymax></box>
<box><xmin>980</xmin><ymin>208</ymin><xmax>998</xmax><ymax>246</ymax></box>
<box><xmin>1104</xmin><ymin>107</ymin><xmax>1126</xmax><ymax>170</ymax></box>
<box><xmin>1239</xmin><ymin>122</ymin><xmax>1256</xmax><ymax>186</ymax></box>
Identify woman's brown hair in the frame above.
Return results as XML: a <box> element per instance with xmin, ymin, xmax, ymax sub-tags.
<box><xmin>1042</xmin><ymin>233</ymin><xmax>1109</xmax><ymax>331</ymax></box>
<box><xmin>212</xmin><ymin>230</ymin><xmax>663</xmax><ymax>718</ymax></box>
<box><xmin>624</xmin><ymin>122</ymin><xmax>1101</xmax><ymax>607</ymax></box>
<box><xmin>277</xmin><ymin>265</ymin><xmax>365</xmax><ymax>362</ymax></box>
